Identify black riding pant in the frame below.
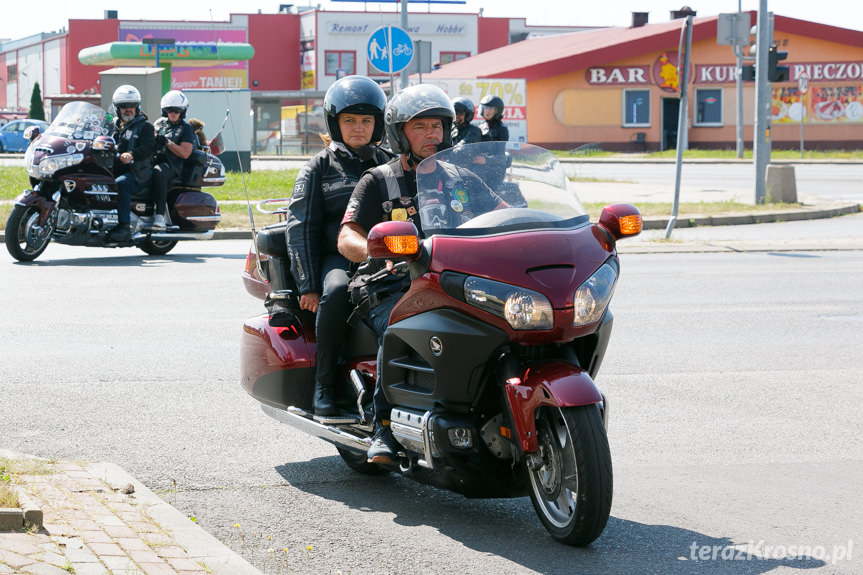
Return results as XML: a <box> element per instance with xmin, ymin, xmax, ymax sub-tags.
<box><xmin>315</xmin><ymin>253</ymin><xmax>352</xmax><ymax>392</ymax></box>
<box><xmin>151</xmin><ymin>162</ymin><xmax>181</xmax><ymax>216</ymax></box>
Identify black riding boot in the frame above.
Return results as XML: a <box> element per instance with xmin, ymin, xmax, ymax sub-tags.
<box><xmin>313</xmin><ymin>380</ymin><xmax>337</xmax><ymax>416</ymax></box>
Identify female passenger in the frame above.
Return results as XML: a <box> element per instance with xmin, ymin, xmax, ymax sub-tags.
<box><xmin>285</xmin><ymin>75</ymin><xmax>392</xmax><ymax>416</ymax></box>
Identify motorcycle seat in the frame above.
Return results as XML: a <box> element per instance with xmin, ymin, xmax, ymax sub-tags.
<box><xmin>130</xmin><ymin>185</ymin><xmax>153</xmax><ymax>201</ymax></box>
<box><xmin>257</xmin><ymin>221</ymin><xmax>288</xmax><ymax>258</ymax></box>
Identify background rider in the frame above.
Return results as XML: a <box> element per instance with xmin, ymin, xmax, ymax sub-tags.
<box><xmin>150</xmin><ymin>90</ymin><xmax>195</xmax><ymax>231</ymax></box>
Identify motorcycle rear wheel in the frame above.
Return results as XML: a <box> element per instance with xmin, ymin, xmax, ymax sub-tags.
<box><xmin>5</xmin><ymin>204</ymin><xmax>53</xmax><ymax>262</ymax></box>
<box><xmin>527</xmin><ymin>405</ymin><xmax>612</xmax><ymax>546</ymax></box>
<box><xmin>138</xmin><ymin>238</ymin><xmax>177</xmax><ymax>255</ymax></box>
<box><xmin>336</xmin><ymin>447</ymin><xmax>391</xmax><ymax>476</ymax></box>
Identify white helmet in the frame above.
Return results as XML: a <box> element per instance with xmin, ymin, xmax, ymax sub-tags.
<box><xmin>112</xmin><ymin>85</ymin><xmax>141</xmax><ymax>112</ymax></box>
<box><xmin>160</xmin><ymin>90</ymin><xmax>189</xmax><ymax>118</ymax></box>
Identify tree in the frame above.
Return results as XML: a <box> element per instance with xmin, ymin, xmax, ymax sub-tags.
<box><xmin>29</xmin><ymin>83</ymin><xmax>45</xmax><ymax>120</ymax></box>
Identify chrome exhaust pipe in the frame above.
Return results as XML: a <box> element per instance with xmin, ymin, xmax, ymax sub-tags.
<box><xmin>260</xmin><ymin>404</ymin><xmax>370</xmax><ymax>452</ymax></box>
<box><xmin>132</xmin><ymin>230</ymin><xmax>215</xmax><ymax>241</ymax></box>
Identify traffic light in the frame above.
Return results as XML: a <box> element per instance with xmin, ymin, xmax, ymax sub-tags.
<box><xmin>741</xmin><ymin>65</ymin><xmax>755</xmax><ymax>81</ymax></box>
<box><xmin>768</xmin><ymin>45</ymin><xmax>789</xmax><ymax>82</ymax></box>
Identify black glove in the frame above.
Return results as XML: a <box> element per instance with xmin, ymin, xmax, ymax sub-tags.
<box><xmin>155</xmin><ymin>134</ymin><xmax>167</xmax><ymax>148</ymax></box>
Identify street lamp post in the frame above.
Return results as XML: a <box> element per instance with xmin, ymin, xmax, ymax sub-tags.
<box><xmin>142</xmin><ymin>38</ymin><xmax>176</xmax><ymax>94</ymax></box>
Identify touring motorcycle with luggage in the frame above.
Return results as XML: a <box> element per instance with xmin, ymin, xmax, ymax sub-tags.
<box><xmin>5</xmin><ymin>101</ymin><xmax>224</xmax><ymax>262</ymax></box>
<box><xmin>240</xmin><ymin>142</ymin><xmax>642</xmax><ymax>545</ymax></box>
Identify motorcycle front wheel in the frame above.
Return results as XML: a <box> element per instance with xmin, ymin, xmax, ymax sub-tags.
<box><xmin>138</xmin><ymin>238</ymin><xmax>177</xmax><ymax>256</ymax></box>
<box><xmin>5</xmin><ymin>204</ymin><xmax>53</xmax><ymax>262</ymax></box>
<box><xmin>527</xmin><ymin>405</ymin><xmax>612</xmax><ymax>546</ymax></box>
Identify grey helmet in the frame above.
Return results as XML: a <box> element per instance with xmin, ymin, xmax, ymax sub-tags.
<box><xmin>384</xmin><ymin>84</ymin><xmax>455</xmax><ymax>154</ymax></box>
<box><xmin>112</xmin><ymin>85</ymin><xmax>142</xmax><ymax>114</ymax></box>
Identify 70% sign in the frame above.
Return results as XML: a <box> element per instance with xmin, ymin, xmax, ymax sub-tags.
<box><xmin>472</xmin><ymin>81</ymin><xmax>524</xmax><ymax>105</ymax></box>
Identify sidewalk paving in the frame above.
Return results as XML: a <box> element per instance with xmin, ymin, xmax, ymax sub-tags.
<box><xmin>0</xmin><ymin>450</ymin><xmax>262</xmax><ymax>575</ymax></box>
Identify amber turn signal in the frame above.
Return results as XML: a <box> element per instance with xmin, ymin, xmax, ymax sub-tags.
<box><xmin>384</xmin><ymin>235</ymin><xmax>419</xmax><ymax>255</ymax></box>
<box><xmin>618</xmin><ymin>214</ymin><xmax>642</xmax><ymax>235</ymax></box>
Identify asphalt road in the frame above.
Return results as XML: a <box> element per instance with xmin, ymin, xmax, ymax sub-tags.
<box><xmin>0</xmin><ymin>227</ymin><xmax>860</xmax><ymax>574</ymax></box>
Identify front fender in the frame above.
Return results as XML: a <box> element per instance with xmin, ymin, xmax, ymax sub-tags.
<box><xmin>14</xmin><ymin>190</ymin><xmax>56</xmax><ymax>225</ymax></box>
<box><xmin>503</xmin><ymin>362</ymin><xmax>602</xmax><ymax>453</ymax></box>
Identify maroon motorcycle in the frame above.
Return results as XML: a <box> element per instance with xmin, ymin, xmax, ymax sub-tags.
<box><xmin>240</xmin><ymin>142</ymin><xmax>642</xmax><ymax>545</ymax></box>
<box><xmin>5</xmin><ymin>101</ymin><xmax>224</xmax><ymax>262</ymax></box>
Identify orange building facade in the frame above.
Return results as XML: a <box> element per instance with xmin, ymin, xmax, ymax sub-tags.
<box><xmin>429</xmin><ymin>14</ymin><xmax>863</xmax><ymax>151</ymax></box>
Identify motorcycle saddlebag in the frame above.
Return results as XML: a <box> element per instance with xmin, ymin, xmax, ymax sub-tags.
<box><xmin>172</xmin><ymin>191</ymin><xmax>220</xmax><ymax>231</ymax></box>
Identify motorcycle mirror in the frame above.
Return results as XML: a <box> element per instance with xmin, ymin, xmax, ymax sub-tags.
<box><xmin>92</xmin><ymin>136</ymin><xmax>117</xmax><ymax>152</ymax></box>
<box><xmin>598</xmin><ymin>203</ymin><xmax>643</xmax><ymax>241</ymax></box>
<box><xmin>23</xmin><ymin>125</ymin><xmax>42</xmax><ymax>141</ymax></box>
<box><xmin>367</xmin><ymin>220</ymin><xmax>422</xmax><ymax>261</ymax></box>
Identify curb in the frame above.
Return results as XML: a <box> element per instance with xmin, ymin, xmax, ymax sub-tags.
<box><xmin>640</xmin><ymin>201</ymin><xmax>861</xmax><ymax>230</ymax></box>
<box><xmin>0</xmin><ymin>490</ymin><xmax>42</xmax><ymax>531</ymax></box>
<box><xmin>1</xmin><ymin>203</ymin><xmax>860</xmax><ymax>245</ymax></box>
<box><xmin>86</xmin><ymin>462</ymin><xmax>263</xmax><ymax>575</ymax></box>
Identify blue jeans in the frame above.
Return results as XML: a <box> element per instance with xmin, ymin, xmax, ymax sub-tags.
<box><xmin>115</xmin><ymin>174</ymin><xmax>148</xmax><ymax>225</ymax></box>
<box><xmin>365</xmin><ymin>291</ymin><xmax>403</xmax><ymax>425</ymax></box>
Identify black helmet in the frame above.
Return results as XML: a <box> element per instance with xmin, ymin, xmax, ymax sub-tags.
<box><xmin>452</xmin><ymin>97</ymin><xmax>475</xmax><ymax>124</ymax></box>
<box><xmin>384</xmin><ymin>84</ymin><xmax>455</xmax><ymax>155</ymax></box>
<box><xmin>480</xmin><ymin>94</ymin><xmax>505</xmax><ymax>121</ymax></box>
<box><xmin>324</xmin><ymin>75</ymin><xmax>387</xmax><ymax>143</ymax></box>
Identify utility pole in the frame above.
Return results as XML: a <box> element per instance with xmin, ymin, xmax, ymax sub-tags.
<box><xmin>753</xmin><ymin>0</ymin><xmax>771</xmax><ymax>204</ymax></box>
<box><xmin>735</xmin><ymin>0</ymin><xmax>744</xmax><ymax>159</ymax></box>
<box><xmin>664</xmin><ymin>14</ymin><xmax>693</xmax><ymax>239</ymax></box>
<box><xmin>400</xmin><ymin>0</ymin><xmax>409</xmax><ymax>90</ymax></box>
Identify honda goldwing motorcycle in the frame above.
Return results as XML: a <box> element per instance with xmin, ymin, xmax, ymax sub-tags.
<box><xmin>240</xmin><ymin>142</ymin><xmax>642</xmax><ymax>546</ymax></box>
<box><xmin>5</xmin><ymin>101</ymin><xmax>224</xmax><ymax>262</ymax></box>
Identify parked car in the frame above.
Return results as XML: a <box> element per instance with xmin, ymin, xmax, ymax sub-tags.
<box><xmin>0</xmin><ymin>119</ymin><xmax>49</xmax><ymax>153</ymax></box>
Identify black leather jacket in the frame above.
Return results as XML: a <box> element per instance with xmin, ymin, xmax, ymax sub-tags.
<box><xmin>112</xmin><ymin>113</ymin><xmax>155</xmax><ymax>184</ymax></box>
<box><xmin>286</xmin><ymin>144</ymin><xmax>393</xmax><ymax>295</ymax></box>
<box><xmin>481</xmin><ymin>119</ymin><xmax>509</xmax><ymax>142</ymax></box>
<box><xmin>453</xmin><ymin>123</ymin><xmax>482</xmax><ymax>146</ymax></box>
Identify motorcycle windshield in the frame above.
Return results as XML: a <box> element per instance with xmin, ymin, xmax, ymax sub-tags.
<box><xmin>414</xmin><ymin>142</ymin><xmax>588</xmax><ymax>237</ymax></box>
<box><xmin>43</xmin><ymin>101</ymin><xmax>113</xmax><ymax>141</ymax></box>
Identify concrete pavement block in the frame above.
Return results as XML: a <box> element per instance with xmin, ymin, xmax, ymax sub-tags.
<box><xmin>766</xmin><ymin>164</ymin><xmax>798</xmax><ymax>203</ymax></box>
<box><xmin>0</xmin><ymin>509</ymin><xmax>23</xmax><ymax>531</ymax></box>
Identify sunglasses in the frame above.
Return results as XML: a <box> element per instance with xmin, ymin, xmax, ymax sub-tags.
<box><xmin>117</xmin><ymin>103</ymin><xmax>137</xmax><ymax>109</ymax></box>
<box><xmin>164</xmin><ymin>107</ymin><xmax>183</xmax><ymax>114</ymax></box>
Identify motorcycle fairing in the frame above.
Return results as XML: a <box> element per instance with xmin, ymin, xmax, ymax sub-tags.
<box><xmin>505</xmin><ymin>362</ymin><xmax>603</xmax><ymax>453</ymax></box>
<box><xmin>14</xmin><ymin>191</ymin><xmax>57</xmax><ymax>226</ymax></box>
<box><xmin>381</xmin><ymin>308</ymin><xmax>510</xmax><ymax>412</ymax></box>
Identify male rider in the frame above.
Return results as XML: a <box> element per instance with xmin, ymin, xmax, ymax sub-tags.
<box><xmin>109</xmin><ymin>85</ymin><xmax>154</xmax><ymax>242</ymax></box>
<box><xmin>338</xmin><ymin>84</ymin><xmax>506</xmax><ymax>465</ymax></box>
<box><xmin>452</xmin><ymin>97</ymin><xmax>482</xmax><ymax>147</ymax></box>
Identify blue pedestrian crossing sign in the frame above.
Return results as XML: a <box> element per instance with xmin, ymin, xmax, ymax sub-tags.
<box><xmin>368</xmin><ymin>26</ymin><xmax>413</xmax><ymax>74</ymax></box>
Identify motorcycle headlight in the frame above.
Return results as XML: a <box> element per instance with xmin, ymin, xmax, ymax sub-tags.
<box><xmin>464</xmin><ymin>277</ymin><xmax>553</xmax><ymax>330</ymax></box>
<box><xmin>573</xmin><ymin>262</ymin><xmax>618</xmax><ymax>326</ymax></box>
<box><xmin>38</xmin><ymin>153</ymin><xmax>84</xmax><ymax>177</ymax></box>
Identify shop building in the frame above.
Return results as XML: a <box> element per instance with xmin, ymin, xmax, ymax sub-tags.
<box><xmin>0</xmin><ymin>8</ymin><xmax>583</xmax><ymax>135</ymax></box>
<box><xmin>426</xmin><ymin>12</ymin><xmax>863</xmax><ymax>150</ymax></box>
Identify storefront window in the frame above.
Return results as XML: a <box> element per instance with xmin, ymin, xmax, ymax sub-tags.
<box><xmin>440</xmin><ymin>52</ymin><xmax>471</xmax><ymax>65</ymax></box>
<box><xmin>623</xmin><ymin>90</ymin><xmax>650</xmax><ymax>126</ymax></box>
<box><xmin>695</xmin><ymin>89</ymin><xmax>722</xmax><ymax>126</ymax></box>
<box><xmin>325</xmin><ymin>51</ymin><xmax>356</xmax><ymax>76</ymax></box>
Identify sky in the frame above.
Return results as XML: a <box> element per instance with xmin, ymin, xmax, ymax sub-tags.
<box><xmin>2</xmin><ymin>0</ymin><xmax>863</xmax><ymax>42</ymax></box>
